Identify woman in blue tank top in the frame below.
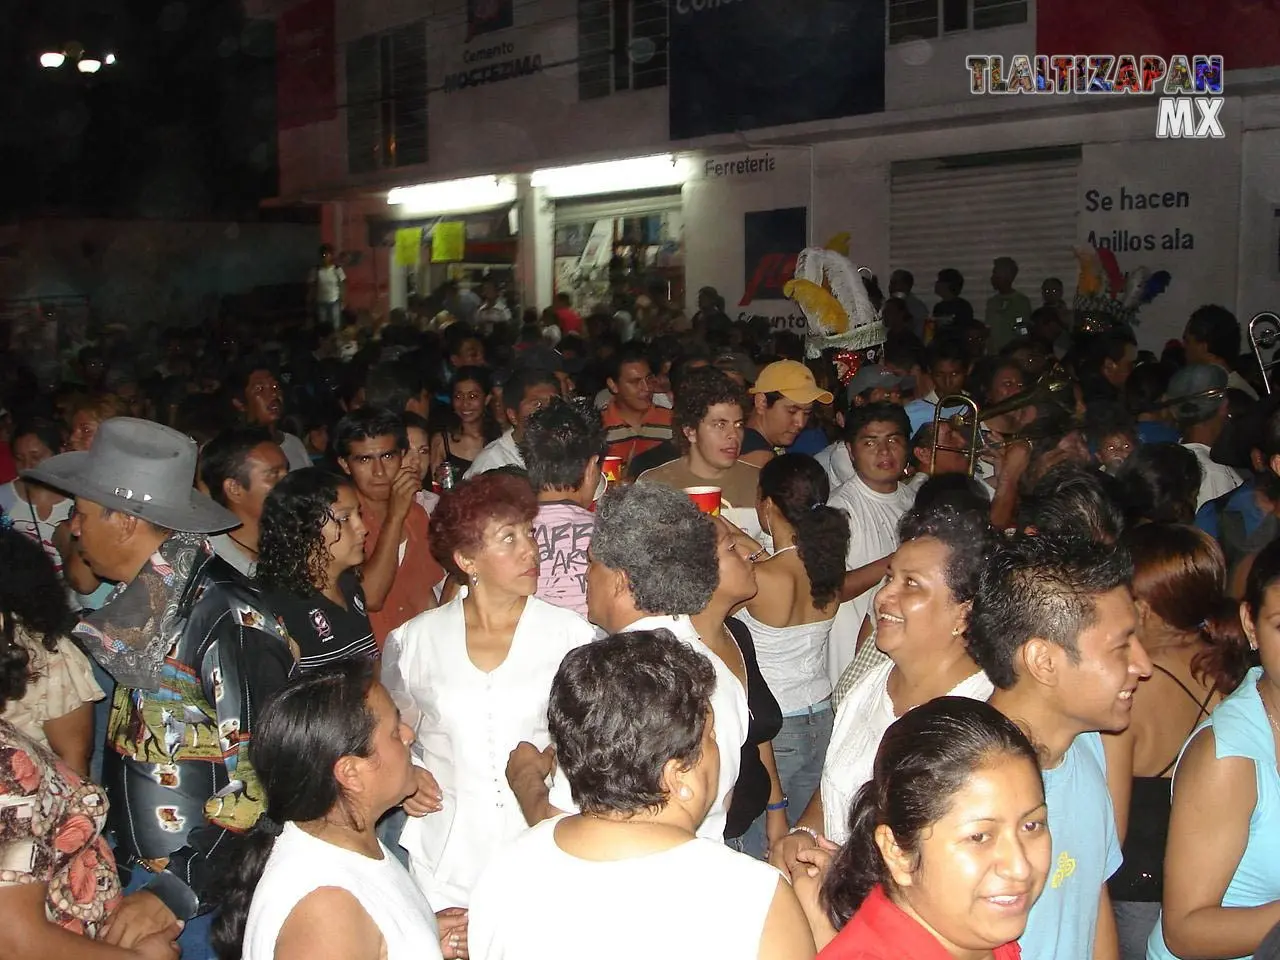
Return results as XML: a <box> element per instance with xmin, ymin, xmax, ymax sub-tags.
<box><xmin>1148</xmin><ymin>539</ymin><xmax>1280</xmax><ymax>960</ymax></box>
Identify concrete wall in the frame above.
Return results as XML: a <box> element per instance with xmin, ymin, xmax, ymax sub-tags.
<box><xmin>677</xmin><ymin>95</ymin><xmax>1255</xmax><ymax>349</ymax></box>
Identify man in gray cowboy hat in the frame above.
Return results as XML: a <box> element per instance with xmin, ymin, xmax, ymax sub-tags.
<box><xmin>24</xmin><ymin>417</ymin><xmax>299</xmax><ymax>959</ymax></box>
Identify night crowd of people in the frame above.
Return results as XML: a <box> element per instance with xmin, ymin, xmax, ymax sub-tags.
<box><xmin>2</xmin><ymin>257</ymin><xmax>1280</xmax><ymax>960</ymax></box>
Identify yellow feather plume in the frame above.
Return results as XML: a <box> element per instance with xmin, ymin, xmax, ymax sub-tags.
<box><xmin>783</xmin><ymin>278</ymin><xmax>850</xmax><ymax>335</ymax></box>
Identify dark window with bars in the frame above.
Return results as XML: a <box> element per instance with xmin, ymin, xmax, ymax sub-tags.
<box><xmin>578</xmin><ymin>0</ymin><xmax>668</xmax><ymax>100</ymax></box>
<box><xmin>888</xmin><ymin>0</ymin><xmax>1025</xmax><ymax>44</ymax></box>
<box><xmin>345</xmin><ymin>22</ymin><xmax>427</xmax><ymax>174</ymax></box>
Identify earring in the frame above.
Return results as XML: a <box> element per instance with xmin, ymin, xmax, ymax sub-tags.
<box><xmin>951</xmin><ymin>626</ymin><xmax>963</xmax><ymax>637</ymax></box>
<box><xmin>763</xmin><ymin>504</ymin><xmax>773</xmax><ymax>538</ymax></box>
<box><xmin>678</xmin><ymin>785</ymin><xmax>693</xmax><ymax>801</ymax></box>
<box><xmin>470</xmin><ymin>572</ymin><xmax>479</xmax><ymax>586</ymax></box>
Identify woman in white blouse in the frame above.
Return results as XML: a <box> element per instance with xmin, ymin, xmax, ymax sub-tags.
<box><xmin>381</xmin><ymin>473</ymin><xmax>595</xmax><ymax>924</ymax></box>
<box><xmin>770</xmin><ymin>499</ymin><xmax>998</xmax><ymax>881</ymax></box>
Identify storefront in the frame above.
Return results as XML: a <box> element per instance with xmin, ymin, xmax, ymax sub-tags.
<box><xmin>534</xmin><ymin>155</ymin><xmax>691</xmax><ymax>319</ymax></box>
<box><xmin>380</xmin><ymin>175</ymin><xmax>521</xmax><ymax>314</ymax></box>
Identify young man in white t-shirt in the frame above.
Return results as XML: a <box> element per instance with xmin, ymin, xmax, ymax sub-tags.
<box><xmin>968</xmin><ymin>534</ymin><xmax>1152</xmax><ymax>960</ymax></box>
<box><xmin>309</xmin><ymin>243</ymin><xmax>346</xmax><ymax>331</ymax></box>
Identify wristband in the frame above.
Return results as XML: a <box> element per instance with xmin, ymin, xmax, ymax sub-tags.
<box><xmin>766</xmin><ymin>796</ymin><xmax>789</xmax><ymax>812</ymax></box>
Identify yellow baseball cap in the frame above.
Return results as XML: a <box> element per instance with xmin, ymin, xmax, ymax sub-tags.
<box><xmin>749</xmin><ymin>360</ymin><xmax>834</xmax><ymax>405</ymax></box>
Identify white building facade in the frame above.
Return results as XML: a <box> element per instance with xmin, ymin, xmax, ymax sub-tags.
<box><xmin>249</xmin><ymin>0</ymin><xmax>1280</xmax><ymax>348</ymax></box>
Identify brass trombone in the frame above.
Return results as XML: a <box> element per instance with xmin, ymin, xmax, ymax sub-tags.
<box><xmin>1249</xmin><ymin>312</ymin><xmax>1280</xmax><ymax>396</ymax></box>
<box><xmin>929</xmin><ymin>375</ymin><xmax>1075</xmax><ymax>476</ymax></box>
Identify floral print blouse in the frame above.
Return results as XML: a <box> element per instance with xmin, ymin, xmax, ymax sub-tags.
<box><xmin>0</xmin><ymin>718</ymin><xmax>121</xmax><ymax>936</ymax></box>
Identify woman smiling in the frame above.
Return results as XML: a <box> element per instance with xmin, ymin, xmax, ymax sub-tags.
<box><xmin>792</xmin><ymin>698</ymin><xmax>1051</xmax><ymax>958</ymax></box>
<box><xmin>773</xmin><ymin>501</ymin><xmax>997</xmax><ymax>882</ymax></box>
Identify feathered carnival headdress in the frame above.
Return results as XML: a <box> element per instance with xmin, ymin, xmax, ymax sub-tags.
<box><xmin>784</xmin><ymin>233</ymin><xmax>886</xmax><ymax>383</ymax></box>
<box><xmin>1073</xmin><ymin>243</ymin><xmax>1171</xmax><ymax>328</ymax></box>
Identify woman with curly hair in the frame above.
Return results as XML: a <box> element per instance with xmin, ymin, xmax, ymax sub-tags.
<box><xmin>258</xmin><ymin>469</ymin><xmax>377</xmax><ymax>672</ymax></box>
<box><xmin>0</xmin><ymin>526</ymin><xmax>103</xmax><ymax>776</ymax></box>
<box><xmin>0</xmin><ymin>527</ymin><xmax>180</xmax><ymax>959</ymax></box>
<box><xmin>381</xmin><ymin>472</ymin><xmax>595</xmax><ymax>932</ymax></box>
<box><xmin>731</xmin><ymin>454</ymin><xmax>850</xmax><ymax>856</ymax></box>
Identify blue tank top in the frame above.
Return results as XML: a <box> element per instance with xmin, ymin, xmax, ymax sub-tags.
<box><xmin>1147</xmin><ymin>667</ymin><xmax>1280</xmax><ymax>960</ymax></box>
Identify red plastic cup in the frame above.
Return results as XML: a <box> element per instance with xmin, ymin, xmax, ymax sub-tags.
<box><xmin>602</xmin><ymin>456</ymin><xmax>625</xmax><ymax>483</ymax></box>
<box><xmin>684</xmin><ymin>486</ymin><xmax>722</xmax><ymax>516</ymax></box>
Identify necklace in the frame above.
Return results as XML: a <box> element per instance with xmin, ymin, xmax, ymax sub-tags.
<box><xmin>1261</xmin><ymin>682</ymin><xmax>1280</xmax><ymax>739</ymax></box>
<box><xmin>770</xmin><ymin>545</ymin><xmax>798</xmax><ymax>558</ymax></box>
<box><xmin>227</xmin><ymin>533</ymin><xmax>259</xmax><ymax>557</ymax></box>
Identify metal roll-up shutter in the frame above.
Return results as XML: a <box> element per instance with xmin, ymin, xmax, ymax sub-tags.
<box><xmin>554</xmin><ymin>188</ymin><xmax>683</xmax><ymax>225</ymax></box>
<box><xmin>890</xmin><ymin>147</ymin><xmax>1081</xmax><ymax>307</ymax></box>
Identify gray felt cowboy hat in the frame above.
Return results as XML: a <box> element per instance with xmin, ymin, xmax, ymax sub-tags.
<box><xmin>24</xmin><ymin>417</ymin><xmax>238</xmax><ymax>533</ymax></box>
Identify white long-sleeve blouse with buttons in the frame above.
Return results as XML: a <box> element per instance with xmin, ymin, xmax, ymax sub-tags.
<box><xmin>382</xmin><ymin>591</ymin><xmax>596</xmax><ymax>910</ymax></box>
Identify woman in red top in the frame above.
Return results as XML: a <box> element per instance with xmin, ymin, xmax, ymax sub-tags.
<box><xmin>793</xmin><ymin>698</ymin><xmax>1051</xmax><ymax>960</ymax></box>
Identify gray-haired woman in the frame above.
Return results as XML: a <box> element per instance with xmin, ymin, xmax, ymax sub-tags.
<box><xmin>505</xmin><ymin>483</ymin><xmax>751</xmax><ymax>844</ymax></box>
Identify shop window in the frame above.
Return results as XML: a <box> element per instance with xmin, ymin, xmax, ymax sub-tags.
<box><xmin>888</xmin><ymin>0</ymin><xmax>1026</xmax><ymax>44</ymax></box>
<box><xmin>346</xmin><ymin>22</ymin><xmax>428</xmax><ymax>174</ymax></box>
<box><xmin>578</xmin><ymin>0</ymin><xmax>668</xmax><ymax>101</ymax></box>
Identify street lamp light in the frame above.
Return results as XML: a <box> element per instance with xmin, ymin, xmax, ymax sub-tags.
<box><xmin>38</xmin><ymin>43</ymin><xmax>116</xmax><ymax>72</ymax></box>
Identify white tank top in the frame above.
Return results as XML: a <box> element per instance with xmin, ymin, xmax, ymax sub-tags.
<box><xmin>468</xmin><ymin>816</ymin><xmax>782</xmax><ymax>960</ymax></box>
<box><xmin>733</xmin><ymin>609</ymin><xmax>835</xmax><ymax>714</ymax></box>
<box><xmin>242</xmin><ymin>822</ymin><xmax>442</xmax><ymax>960</ymax></box>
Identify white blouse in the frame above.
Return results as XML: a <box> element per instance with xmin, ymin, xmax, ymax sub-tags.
<box><xmin>381</xmin><ymin>592</ymin><xmax>596</xmax><ymax>909</ymax></box>
<box><xmin>468</xmin><ymin>816</ymin><xmax>780</xmax><ymax>960</ymax></box>
<box><xmin>545</xmin><ymin>615</ymin><xmax>749</xmax><ymax>844</ymax></box>
<box><xmin>243</xmin><ymin>823</ymin><xmax>441</xmax><ymax>960</ymax></box>
<box><xmin>820</xmin><ymin>659</ymin><xmax>994</xmax><ymax>843</ymax></box>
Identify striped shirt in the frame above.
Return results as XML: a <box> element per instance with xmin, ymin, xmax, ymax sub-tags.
<box><xmin>601</xmin><ymin>400</ymin><xmax>673</xmax><ymax>463</ymax></box>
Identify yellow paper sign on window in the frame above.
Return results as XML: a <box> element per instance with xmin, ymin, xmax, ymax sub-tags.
<box><xmin>432</xmin><ymin>221</ymin><xmax>466</xmax><ymax>263</ymax></box>
<box><xmin>394</xmin><ymin>228</ymin><xmax>422</xmax><ymax>267</ymax></box>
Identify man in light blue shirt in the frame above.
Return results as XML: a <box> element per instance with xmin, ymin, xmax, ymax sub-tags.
<box><xmin>968</xmin><ymin>534</ymin><xmax>1153</xmax><ymax>960</ymax></box>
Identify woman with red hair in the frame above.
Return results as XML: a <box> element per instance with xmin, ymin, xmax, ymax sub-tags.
<box><xmin>381</xmin><ymin>472</ymin><xmax>595</xmax><ymax>958</ymax></box>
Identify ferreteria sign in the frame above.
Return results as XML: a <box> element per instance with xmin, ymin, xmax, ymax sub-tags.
<box><xmin>966</xmin><ymin>54</ymin><xmax>1226</xmax><ymax>140</ymax></box>
<box><xmin>443</xmin><ymin>42</ymin><xmax>542</xmax><ymax>92</ymax></box>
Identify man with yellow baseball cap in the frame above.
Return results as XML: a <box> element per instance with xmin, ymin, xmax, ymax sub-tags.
<box><xmin>741</xmin><ymin>360</ymin><xmax>834</xmax><ymax>467</ymax></box>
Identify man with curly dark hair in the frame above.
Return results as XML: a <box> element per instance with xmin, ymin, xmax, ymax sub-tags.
<box><xmin>636</xmin><ymin>366</ymin><xmax>761</xmax><ymax>510</ymax></box>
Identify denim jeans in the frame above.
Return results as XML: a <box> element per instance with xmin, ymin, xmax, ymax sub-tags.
<box><xmin>317</xmin><ymin>300</ymin><xmax>343</xmax><ymax>332</ymax></box>
<box><xmin>738</xmin><ymin>702</ymin><xmax>834</xmax><ymax>859</ymax></box>
<box><xmin>121</xmin><ymin>864</ymin><xmax>216</xmax><ymax>960</ymax></box>
<box><xmin>1113</xmin><ymin>899</ymin><xmax>1161</xmax><ymax>960</ymax></box>
<box><xmin>773</xmin><ymin>703</ymin><xmax>834</xmax><ymax>821</ymax></box>
<box><xmin>90</xmin><ymin>659</ymin><xmax>115</xmax><ymax>786</ymax></box>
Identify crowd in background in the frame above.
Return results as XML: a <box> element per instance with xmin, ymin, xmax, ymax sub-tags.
<box><xmin>1</xmin><ymin>252</ymin><xmax>1280</xmax><ymax>960</ymax></box>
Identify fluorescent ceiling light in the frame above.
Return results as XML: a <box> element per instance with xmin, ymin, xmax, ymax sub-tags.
<box><xmin>531</xmin><ymin>154</ymin><xmax>690</xmax><ymax>199</ymax></box>
<box><xmin>40</xmin><ymin>52</ymin><xmax>66</xmax><ymax>68</ymax></box>
<box><xmin>387</xmin><ymin>175</ymin><xmax>517</xmax><ymax>215</ymax></box>
<box><xmin>78</xmin><ymin>58</ymin><xmax>102</xmax><ymax>74</ymax></box>
<box><xmin>105</xmin><ymin>53</ymin><xmax>117</xmax><ymax>65</ymax></box>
